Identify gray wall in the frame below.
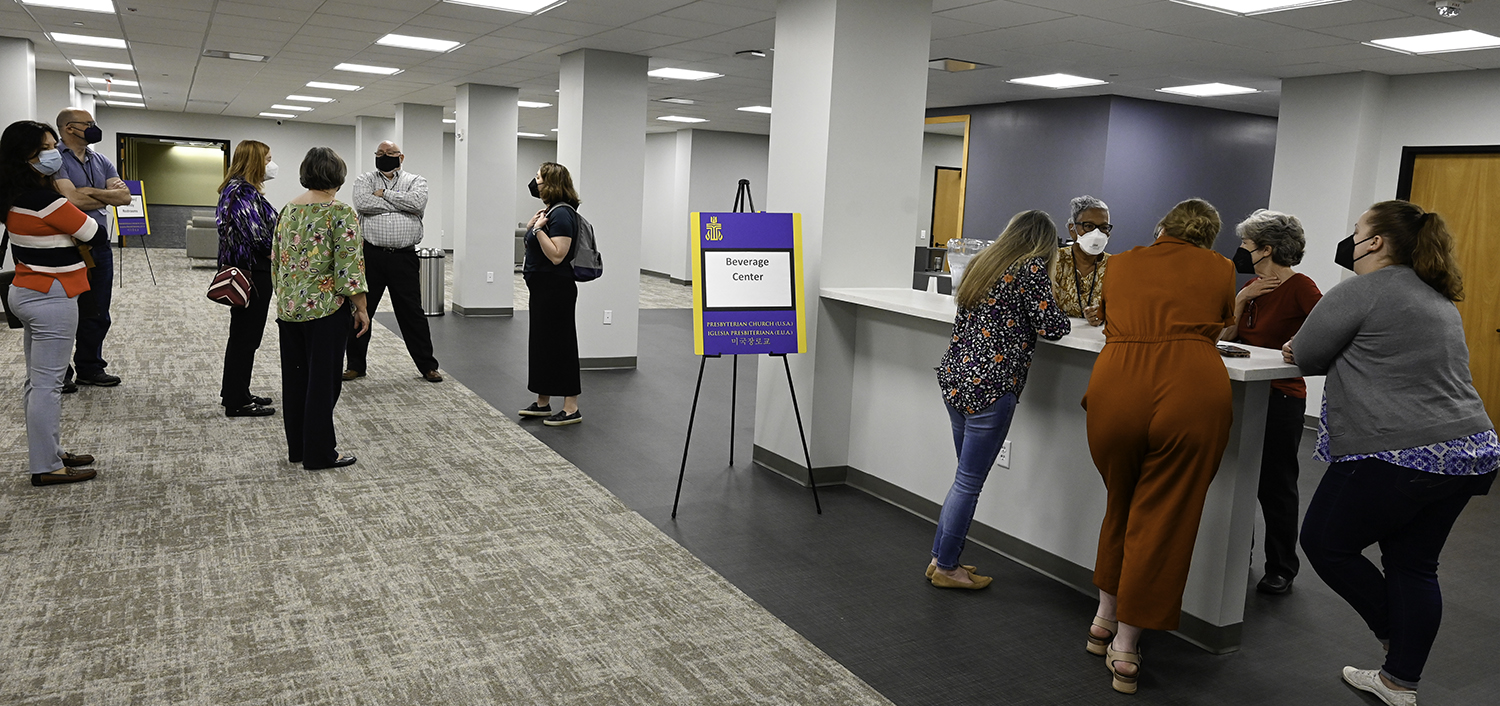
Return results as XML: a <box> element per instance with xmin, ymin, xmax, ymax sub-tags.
<box><xmin>515</xmin><ymin>138</ymin><xmax>557</xmax><ymax>229</ymax></box>
<box><xmin>640</xmin><ymin>132</ymin><xmax>677</xmax><ymax>277</ymax></box>
<box><xmin>916</xmin><ymin>132</ymin><xmax>964</xmax><ymax>243</ymax></box>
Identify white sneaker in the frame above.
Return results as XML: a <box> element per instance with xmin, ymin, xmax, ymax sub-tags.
<box><xmin>1343</xmin><ymin>667</ymin><xmax>1417</xmax><ymax>706</ymax></box>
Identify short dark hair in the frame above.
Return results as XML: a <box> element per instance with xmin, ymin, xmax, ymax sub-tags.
<box><xmin>299</xmin><ymin>146</ymin><xmax>346</xmax><ymax>191</ymax></box>
<box><xmin>0</xmin><ymin>120</ymin><xmax>61</xmax><ymax>214</ymax></box>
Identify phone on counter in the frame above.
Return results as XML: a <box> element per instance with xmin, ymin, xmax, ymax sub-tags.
<box><xmin>1217</xmin><ymin>344</ymin><xmax>1251</xmax><ymax>358</ymax></box>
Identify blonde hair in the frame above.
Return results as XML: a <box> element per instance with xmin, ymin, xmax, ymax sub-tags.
<box><xmin>955</xmin><ymin>210</ymin><xmax>1058</xmax><ymax>309</ymax></box>
<box><xmin>1366</xmin><ymin>200</ymin><xmax>1463</xmax><ymax>301</ymax></box>
<box><xmin>1157</xmin><ymin>198</ymin><xmax>1221</xmax><ymax>249</ymax></box>
<box><xmin>220</xmin><ymin>140</ymin><xmax>269</xmax><ymax>193</ymax></box>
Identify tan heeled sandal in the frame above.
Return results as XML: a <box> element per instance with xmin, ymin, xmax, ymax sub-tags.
<box><xmin>1086</xmin><ymin>616</ymin><xmax>1117</xmax><ymax>656</ymax></box>
<box><xmin>1106</xmin><ymin>643</ymin><xmax>1142</xmax><ymax>695</ymax></box>
<box><xmin>925</xmin><ymin>563</ymin><xmax>977</xmax><ymax>580</ymax></box>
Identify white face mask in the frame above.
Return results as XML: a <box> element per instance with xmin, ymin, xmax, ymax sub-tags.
<box><xmin>1075</xmin><ymin>231</ymin><xmax>1108</xmax><ymax>256</ymax></box>
<box><xmin>264</xmin><ymin>160</ymin><xmax>279</xmax><ymax>181</ymax></box>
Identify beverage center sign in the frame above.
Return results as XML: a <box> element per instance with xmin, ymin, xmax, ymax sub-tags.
<box><xmin>690</xmin><ymin>211</ymin><xmax>806</xmax><ymax>356</ymax></box>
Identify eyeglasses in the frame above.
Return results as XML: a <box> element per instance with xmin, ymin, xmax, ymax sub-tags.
<box><xmin>66</xmin><ymin>120</ymin><xmax>97</xmax><ymax>128</ymax></box>
<box><xmin>1073</xmin><ymin>221</ymin><xmax>1113</xmax><ymax>235</ymax></box>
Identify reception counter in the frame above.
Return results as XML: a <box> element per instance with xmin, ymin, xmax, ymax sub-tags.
<box><xmin>812</xmin><ymin>287</ymin><xmax>1303</xmax><ymax>653</ymax></box>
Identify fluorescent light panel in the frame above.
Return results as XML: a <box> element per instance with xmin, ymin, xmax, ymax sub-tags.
<box><xmin>517</xmin><ymin>100</ymin><xmax>552</xmax><ymax>108</ymax></box>
<box><xmin>286</xmin><ymin>94</ymin><xmax>335</xmax><ymax>103</ymax></box>
<box><xmin>271</xmin><ymin>104</ymin><xmax>313</xmax><ymax>111</ymax></box>
<box><xmin>73</xmin><ymin>59</ymin><xmax>133</xmax><ymax>71</ymax></box>
<box><xmin>443</xmin><ymin>118</ymin><xmax>456</xmax><ymax>124</ymax></box>
<box><xmin>442</xmin><ymin>0</ymin><xmax>565</xmax><ymax>14</ymax></box>
<box><xmin>95</xmin><ymin>90</ymin><xmax>141</xmax><ymax>99</ymax></box>
<box><xmin>376</xmin><ymin>34</ymin><xmax>463</xmax><ymax>53</ymax></box>
<box><xmin>334</xmin><ymin>63</ymin><xmax>402</xmax><ymax>75</ymax></box>
<box><xmin>658</xmin><ymin>115</ymin><xmax>708</xmax><ymax>123</ymax></box>
<box><xmin>518</xmin><ymin>132</ymin><xmax>547</xmax><ymax>137</ymax></box>
<box><xmin>202</xmin><ymin>49</ymin><xmax>267</xmax><ymax>62</ymax></box>
<box><xmin>737</xmin><ymin>105</ymin><xmax>772</xmax><ymax>114</ymax></box>
<box><xmin>21</xmin><ymin>0</ymin><xmax>115</xmax><ymax>13</ymax></box>
<box><xmin>1008</xmin><ymin>73</ymin><xmax>1107</xmax><ymax>89</ymax></box>
<box><xmin>1367</xmin><ymin>30</ymin><xmax>1500</xmax><ymax>55</ymax></box>
<box><xmin>50</xmin><ymin>33</ymin><xmax>126</xmax><ymax>49</ymax></box>
<box><xmin>647</xmin><ymin>68</ymin><xmax>723</xmax><ymax>81</ymax></box>
<box><xmin>307</xmin><ymin>81</ymin><xmax>362</xmax><ymax>91</ymax></box>
<box><xmin>656</xmin><ymin>97</ymin><xmax>695</xmax><ymax>105</ymax></box>
<box><xmin>260</xmin><ymin>112</ymin><xmax>297</xmax><ymax>118</ymax></box>
<box><xmin>1168</xmin><ymin>0</ymin><xmax>1349</xmax><ymax>15</ymax></box>
<box><xmin>88</xmin><ymin>76</ymin><xmax>137</xmax><ymax>86</ymax></box>
<box><xmin>1158</xmin><ymin>82</ymin><xmax>1258</xmax><ymax>97</ymax></box>
<box><xmin>106</xmin><ymin>101</ymin><xmax>144</xmax><ymax>107</ymax></box>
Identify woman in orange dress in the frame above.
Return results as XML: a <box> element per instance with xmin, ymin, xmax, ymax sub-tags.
<box><xmin>1081</xmin><ymin>199</ymin><xmax>1237</xmax><ymax>694</ymax></box>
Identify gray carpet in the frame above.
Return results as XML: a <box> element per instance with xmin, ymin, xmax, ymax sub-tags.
<box><xmin>0</xmin><ymin>250</ymin><xmax>889</xmax><ymax>705</ymax></box>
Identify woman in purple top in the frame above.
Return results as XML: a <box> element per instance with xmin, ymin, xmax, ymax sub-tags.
<box><xmin>927</xmin><ymin>210</ymin><xmax>1071</xmax><ymax>589</ymax></box>
<box><xmin>216</xmin><ymin>140</ymin><xmax>280</xmax><ymax>417</ymax></box>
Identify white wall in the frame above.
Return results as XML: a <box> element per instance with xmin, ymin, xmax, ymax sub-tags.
<box><xmin>680</xmin><ymin>129</ymin><xmax>769</xmax><ymax>282</ymax></box>
<box><xmin>442</xmin><ymin>132</ymin><xmax>455</xmax><ymax>250</ymax></box>
<box><xmin>916</xmin><ymin>133</ymin><xmax>963</xmax><ymax>242</ymax></box>
<box><xmin>640</xmin><ymin>131</ymin><xmax>677</xmax><ymax>278</ymax></box>
<box><xmin>515</xmin><ymin>138</ymin><xmax>557</xmax><ymax>231</ymax></box>
<box><xmin>35</xmin><ymin>70</ymin><xmax>73</xmax><ymax>127</ymax></box>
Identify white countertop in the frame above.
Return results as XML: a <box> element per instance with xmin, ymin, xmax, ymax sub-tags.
<box><xmin>821</xmin><ymin>287</ymin><xmax>1303</xmax><ymax>383</ymax></box>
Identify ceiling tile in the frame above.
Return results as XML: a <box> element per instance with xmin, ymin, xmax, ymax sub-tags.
<box><xmin>936</xmin><ymin>0</ymin><xmax>1072</xmax><ymax>29</ymax></box>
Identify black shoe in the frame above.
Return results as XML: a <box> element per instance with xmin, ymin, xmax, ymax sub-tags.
<box><xmin>519</xmin><ymin>403</ymin><xmax>552</xmax><ymax>417</ymax></box>
<box><xmin>1257</xmin><ymin>574</ymin><xmax>1294</xmax><ymax>595</ymax></box>
<box><xmin>61</xmin><ymin>381</ymin><xmax>78</xmax><ymax>394</ymax></box>
<box><xmin>225</xmin><ymin>403</ymin><xmax>275</xmax><ymax>418</ymax></box>
<box><xmin>60</xmin><ymin>452</ymin><xmax>94</xmax><ymax>467</ymax></box>
<box><xmin>31</xmin><ymin>468</ymin><xmax>96</xmax><ymax>486</ymax></box>
<box><xmin>305</xmin><ymin>453</ymin><xmax>356</xmax><ymax>471</ymax></box>
<box><xmin>543</xmin><ymin>410</ymin><xmax>582</xmax><ymax>426</ymax></box>
<box><xmin>250</xmin><ymin>393</ymin><xmax>272</xmax><ymax>406</ymax></box>
<box><xmin>76</xmin><ymin>371</ymin><xmax>121</xmax><ymax>387</ymax></box>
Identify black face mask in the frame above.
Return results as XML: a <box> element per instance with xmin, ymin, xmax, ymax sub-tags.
<box><xmin>528</xmin><ymin>177</ymin><xmax>540</xmax><ymax>199</ymax></box>
<box><xmin>1334</xmin><ymin>233</ymin><xmax>1376</xmax><ymax>271</ymax></box>
<box><xmin>375</xmin><ymin>155</ymin><xmax>401</xmax><ymax>173</ymax></box>
<box><xmin>82</xmin><ymin>125</ymin><xmax>103</xmax><ymax>144</ymax></box>
<box><xmin>1232</xmin><ymin>247</ymin><xmax>1265</xmax><ymax>275</ymax></box>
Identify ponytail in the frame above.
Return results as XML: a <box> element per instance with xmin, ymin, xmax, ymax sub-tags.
<box><xmin>1366</xmin><ymin>200</ymin><xmax>1463</xmax><ymax>301</ymax></box>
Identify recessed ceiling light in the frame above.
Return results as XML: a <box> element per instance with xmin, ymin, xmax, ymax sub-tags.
<box><xmin>737</xmin><ymin>105</ymin><xmax>772</xmax><ymax>114</ymax></box>
<box><xmin>550</xmin><ymin>128</ymin><xmax>558</xmax><ymax>132</ymax></box>
<box><xmin>517</xmin><ymin>100</ymin><xmax>553</xmax><ymax>108</ymax></box>
<box><xmin>735</xmin><ymin>49</ymin><xmax>767</xmax><ymax>59</ymax></box>
<box><xmin>95</xmin><ymin>91</ymin><xmax>142</xmax><ymax>99</ymax></box>
<box><xmin>443</xmin><ymin>0</ymin><xmax>566</xmax><ymax>14</ymax></box>
<box><xmin>73</xmin><ymin>59</ymin><xmax>133</xmax><ymax>71</ymax></box>
<box><xmin>21</xmin><ymin>0</ymin><xmax>115</xmax><ymax>14</ymax></box>
<box><xmin>307</xmin><ymin>81</ymin><xmax>362</xmax><ymax>91</ymax></box>
<box><xmin>658</xmin><ymin>115</ymin><xmax>708</xmax><ymax>123</ymax></box>
<box><xmin>443</xmin><ymin>118</ymin><xmax>456</xmax><ymax>124</ymax></box>
<box><xmin>1367</xmin><ymin>30</ymin><xmax>1500</xmax><ymax>55</ymax></box>
<box><xmin>271</xmin><ymin>104</ymin><xmax>314</xmax><ymax>111</ymax></box>
<box><xmin>376</xmin><ymin>34</ymin><xmax>463</xmax><ymax>53</ymax></box>
<box><xmin>1169</xmin><ymin>0</ymin><xmax>1350</xmax><ymax>15</ymax></box>
<box><xmin>106</xmin><ymin>101</ymin><xmax>144</xmax><ymax>107</ymax></box>
<box><xmin>656</xmin><ymin>97</ymin><xmax>695</xmax><ymax>105</ymax></box>
<box><xmin>1158</xmin><ymin>82</ymin><xmax>1259</xmax><ymax>97</ymax></box>
<box><xmin>50</xmin><ymin>32</ymin><xmax>126</xmax><ymax>49</ymax></box>
<box><xmin>334</xmin><ymin>63</ymin><xmax>403</xmax><ymax>75</ymax></box>
<box><xmin>1008</xmin><ymin>73</ymin><xmax>1107</xmax><ymax>89</ymax></box>
<box><xmin>518</xmin><ymin>131</ymin><xmax>547</xmax><ymax>137</ymax></box>
<box><xmin>202</xmin><ymin>49</ymin><xmax>267</xmax><ymax>62</ymax></box>
<box><xmin>286</xmin><ymin>94</ymin><xmax>335</xmax><ymax>103</ymax></box>
<box><xmin>88</xmin><ymin>76</ymin><xmax>138</xmax><ymax>87</ymax></box>
<box><xmin>647</xmin><ymin>68</ymin><xmax>723</xmax><ymax>81</ymax></box>
<box><xmin>260</xmin><ymin>112</ymin><xmax>297</xmax><ymax>119</ymax></box>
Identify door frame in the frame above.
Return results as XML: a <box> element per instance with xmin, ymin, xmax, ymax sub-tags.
<box><xmin>924</xmin><ymin>114</ymin><xmax>969</xmax><ymax>246</ymax></box>
<box><xmin>930</xmin><ymin>165</ymin><xmax>963</xmax><ymax>249</ymax></box>
<box><xmin>1395</xmin><ymin>145</ymin><xmax>1500</xmax><ymax>200</ymax></box>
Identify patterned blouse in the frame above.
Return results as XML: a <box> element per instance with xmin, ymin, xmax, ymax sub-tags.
<box><xmin>272</xmin><ymin>201</ymin><xmax>367</xmax><ymax>323</ymax></box>
<box><xmin>938</xmin><ymin>256</ymin><xmax>1072</xmax><ymax>414</ymax></box>
<box><xmin>216</xmin><ymin>178</ymin><xmax>277</xmax><ymax>270</ymax></box>
<box><xmin>1049</xmin><ymin>246</ymin><xmax>1110</xmax><ymax>318</ymax></box>
<box><xmin>1315</xmin><ymin>398</ymin><xmax>1500</xmax><ymax>476</ymax></box>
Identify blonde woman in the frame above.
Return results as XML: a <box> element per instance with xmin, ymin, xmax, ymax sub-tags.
<box><xmin>928</xmin><ymin>210</ymin><xmax>1071</xmax><ymax>589</ymax></box>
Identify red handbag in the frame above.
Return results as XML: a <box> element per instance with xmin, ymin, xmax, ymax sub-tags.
<box><xmin>207</xmin><ymin>266</ymin><xmax>251</xmax><ymax>307</ymax></box>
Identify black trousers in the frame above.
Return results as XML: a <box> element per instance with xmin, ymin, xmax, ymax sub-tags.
<box><xmin>278</xmin><ymin>305</ymin><xmax>350</xmax><ymax>469</ymax></box>
<box><xmin>74</xmin><ymin>240</ymin><xmax>113</xmax><ymax>376</ymax></box>
<box><xmin>220</xmin><ymin>260</ymin><xmax>273</xmax><ymax>408</ymax></box>
<box><xmin>346</xmin><ymin>244</ymin><xmax>437</xmax><ymax>375</ymax></box>
<box><xmin>525</xmin><ymin>272</ymin><xmax>580</xmax><ymax>397</ymax></box>
<box><xmin>1259</xmin><ymin>390</ymin><xmax>1307</xmax><ymax>578</ymax></box>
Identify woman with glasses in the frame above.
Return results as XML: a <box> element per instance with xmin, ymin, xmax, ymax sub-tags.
<box><xmin>1050</xmin><ymin>195</ymin><xmax>1111</xmax><ymax>327</ymax></box>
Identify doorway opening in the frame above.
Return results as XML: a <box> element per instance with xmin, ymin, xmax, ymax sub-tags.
<box><xmin>116</xmin><ymin>133</ymin><xmax>230</xmax><ymax>250</ymax></box>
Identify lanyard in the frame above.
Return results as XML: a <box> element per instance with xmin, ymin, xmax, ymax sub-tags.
<box><xmin>1073</xmin><ymin>257</ymin><xmax>1099</xmax><ymax>311</ymax></box>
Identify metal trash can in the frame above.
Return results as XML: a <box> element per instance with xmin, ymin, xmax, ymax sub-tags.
<box><xmin>417</xmin><ymin>247</ymin><xmax>445</xmax><ymax>316</ymax></box>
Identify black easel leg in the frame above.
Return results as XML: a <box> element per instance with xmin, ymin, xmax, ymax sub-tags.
<box><xmin>781</xmin><ymin>355</ymin><xmax>822</xmax><ymax>514</ymax></box>
<box><xmin>671</xmin><ymin>355</ymin><xmax>710</xmax><ymax>519</ymax></box>
<box><xmin>730</xmin><ymin>354</ymin><xmax>738</xmax><ymax>466</ymax></box>
<box><xmin>141</xmin><ymin>235</ymin><xmax>156</xmax><ymax>285</ymax></box>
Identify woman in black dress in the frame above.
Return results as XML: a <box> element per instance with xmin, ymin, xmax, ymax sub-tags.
<box><xmin>517</xmin><ymin>162</ymin><xmax>582</xmax><ymax>426</ymax></box>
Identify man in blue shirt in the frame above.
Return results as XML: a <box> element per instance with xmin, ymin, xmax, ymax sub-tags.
<box><xmin>56</xmin><ymin>108</ymin><xmax>132</xmax><ymax>389</ymax></box>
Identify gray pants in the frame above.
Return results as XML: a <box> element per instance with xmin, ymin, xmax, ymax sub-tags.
<box><xmin>10</xmin><ymin>280</ymin><xmax>78</xmax><ymax>474</ymax></box>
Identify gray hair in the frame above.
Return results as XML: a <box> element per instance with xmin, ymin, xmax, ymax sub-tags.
<box><xmin>1069</xmin><ymin>195</ymin><xmax>1109</xmax><ymax>223</ymax></box>
<box><xmin>1236</xmin><ymin>209</ymin><xmax>1305</xmax><ymax>266</ymax></box>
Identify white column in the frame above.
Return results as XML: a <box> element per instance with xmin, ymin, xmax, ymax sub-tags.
<box><xmin>453</xmin><ymin>83</ymin><xmax>519</xmax><ymax>316</ymax></box>
<box><xmin>353</xmin><ymin>116</ymin><xmax>394</xmax><ymax>182</ymax></box>
<box><xmin>395</xmin><ymin>104</ymin><xmax>444</xmax><ymax>249</ymax></box>
<box><xmin>35</xmin><ymin>70</ymin><xmax>72</xmax><ymax>126</ymax></box>
<box><xmin>557</xmin><ymin>49</ymin><xmax>647</xmax><ymax>369</ymax></box>
<box><xmin>0</xmin><ymin>38</ymin><xmax>37</xmax><ymax>131</ymax></box>
<box><xmin>753</xmin><ymin>0</ymin><xmax>931</xmax><ymax>480</ymax></box>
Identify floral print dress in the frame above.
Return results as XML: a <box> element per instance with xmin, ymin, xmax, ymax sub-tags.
<box><xmin>271</xmin><ymin>201</ymin><xmax>367</xmax><ymax>323</ymax></box>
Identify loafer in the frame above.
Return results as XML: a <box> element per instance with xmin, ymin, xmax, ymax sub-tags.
<box><xmin>519</xmin><ymin>403</ymin><xmax>552</xmax><ymax>417</ymax></box>
<box><xmin>76</xmin><ymin>371</ymin><xmax>121</xmax><ymax>387</ymax></box>
<box><xmin>925</xmin><ymin>563</ymin><xmax>976</xmax><ymax>580</ymax></box>
<box><xmin>423</xmin><ymin>370</ymin><xmax>443</xmax><ymax>383</ymax></box>
<box><xmin>31</xmin><ymin>468</ymin><xmax>97</xmax><ymax>486</ymax></box>
<box><xmin>1257</xmin><ymin>574</ymin><xmax>1294</xmax><ymax>595</ymax></box>
<box><xmin>250</xmin><ymin>393</ymin><xmax>272</xmax><ymax>406</ymax></box>
<box><xmin>61</xmin><ymin>380</ymin><xmax>78</xmax><ymax>394</ymax></box>
<box><xmin>60</xmin><ymin>452</ymin><xmax>94</xmax><ymax>467</ymax></box>
<box><xmin>305</xmin><ymin>454</ymin><xmax>357</xmax><ymax>471</ymax></box>
<box><xmin>543</xmin><ymin>410</ymin><xmax>583</xmax><ymax>426</ymax></box>
<box><xmin>226</xmin><ymin>403</ymin><xmax>275</xmax><ymax>418</ymax></box>
<box><xmin>1342</xmin><ymin>667</ymin><xmax>1417</xmax><ymax>706</ymax></box>
<box><xmin>342</xmin><ymin>370</ymin><xmax>365</xmax><ymax>381</ymax></box>
<box><xmin>929</xmin><ymin>568</ymin><xmax>992</xmax><ymax>590</ymax></box>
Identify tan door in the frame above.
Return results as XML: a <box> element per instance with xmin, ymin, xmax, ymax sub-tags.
<box><xmin>1409</xmin><ymin>154</ymin><xmax>1500</xmax><ymax>424</ymax></box>
<box><xmin>931</xmin><ymin>167</ymin><xmax>962</xmax><ymax>249</ymax></box>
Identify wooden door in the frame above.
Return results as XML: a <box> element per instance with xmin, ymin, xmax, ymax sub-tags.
<box><xmin>1409</xmin><ymin>154</ymin><xmax>1500</xmax><ymax>424</ymax></box>
<box><xmin>931</xmin><ymin>167</ymin><xmax>962</xmax><ymax>248</ymax></box>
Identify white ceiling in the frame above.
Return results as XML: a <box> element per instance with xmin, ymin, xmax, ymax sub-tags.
<box><xmin>5</xmin><ymin>0</ymin><xmax>1500</xmax><ymax>136</ymax></box>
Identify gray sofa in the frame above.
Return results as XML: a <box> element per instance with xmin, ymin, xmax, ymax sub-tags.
<box><xmin>184</xmin><ymin>210</ymin><xmax>217</xmax><ymax>261</ymax></box>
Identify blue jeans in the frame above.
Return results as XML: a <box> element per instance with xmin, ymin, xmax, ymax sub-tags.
<box><xmin>1301</xmin><ymin>458</ymin><xmax>1495</xmax><ymax>689</ymax></box>
<box><xmin>931</xmin><ymin>394</ymin><xmax>1018</xmax><ymax>570</ymax></box>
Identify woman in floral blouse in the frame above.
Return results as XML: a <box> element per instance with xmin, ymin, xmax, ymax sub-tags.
<box><xmin>928</xmin><ymin>210</ymin><xmax>1071</xmax><ymax>589</ymax></box>
<box><xmin>216</xmin><ymin>139</ymin><xmax>279</xmax><ymax>418</ymax></box>
<box><xmin>272</xmin><ymin>147</ymin><xmax>369</xmax><ymax>471</ymax></box>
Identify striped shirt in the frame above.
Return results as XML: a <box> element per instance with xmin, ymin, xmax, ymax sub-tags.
<box><xmin>6</xmin><ymin>189</ymin><xmax>99</xmax><ymax>296</ymax></box>
<box><xmin>350</xmin><ymin>169</ymin><xmax>427</xmax><ymax>249</ymax></box>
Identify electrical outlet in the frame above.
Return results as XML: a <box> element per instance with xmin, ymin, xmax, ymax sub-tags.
<box><xmin>603</xmin><ymin>309</ymin><xmax>613</xmax><ymax>325</ymax></box>
<box><xmin>995</xmin><ymin>440</ymin><xmax>1011</xmax><ymax>469</ymax></box>
<box><xmin>485</xmin><ymin>271</ymin><xmax>494</xmax><ymax>283</ymax></box>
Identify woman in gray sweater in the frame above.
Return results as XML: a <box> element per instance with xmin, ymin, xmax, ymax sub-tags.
<box><xmin>1285</xmin><ymin>200</ymin><xmax>1497</xmax><ymax>706</ymax></box>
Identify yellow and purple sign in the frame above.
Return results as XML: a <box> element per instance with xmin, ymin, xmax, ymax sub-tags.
<box><xmin>113</xmin><ymin>180</ymin><xmax>149</xmax><ymax>238</ymax></box>
<box><xmin>691</xmin><ymin>212</ymin><xmax>806</xmax><ymax>356</ymax></box>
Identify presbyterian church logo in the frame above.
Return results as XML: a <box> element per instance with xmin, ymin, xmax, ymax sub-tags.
<box><xmin>706</xmin><ymin>216</ymin><xmax>724</xmax><ymax>241</ymax></box>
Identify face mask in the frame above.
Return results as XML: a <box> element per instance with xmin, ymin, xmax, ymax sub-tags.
<box><xmin>1232</xmin><ymin>247</ymin><xmax>1265</xmax><ymax>275</ymax></box>
<box><xmin>263</xmin><ymin>161</ymin><xmax>279</xmax><ymax>181</ymax></box>
<box><xmin>32</xmin><ymin>149</ymin><xmax>63</xmax><ymax>176</ymax></box>
<box><xmin>528</xmin><ymin>177</ymin><xmax>541</xmax><ymax>199</ymax></box>
<box><xmin>1075</xmin><ymin>232</ymin><xmax>1108</xmax><ymax>256</ymax></box>
<box><xmin>1335</xmin><ymin>233</ymin><xmax>1376</xmax><ymax>271</ymax></box>
<box><xmin>82</xmin><ymin>125</ymin><xmax>103</xmax><ymax>144</ymax></box>
<box><xmin>375</xmin><ymin>155</ymin><xmax>401</xmax><ymax>173</ymax></box>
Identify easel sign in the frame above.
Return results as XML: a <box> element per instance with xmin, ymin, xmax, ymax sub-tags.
<box><xmin>114</xmin><ymin>180</ymin><xmax>148</xmax><ymax>239</ymax></box>
<box><xmin>690</xmin><ymin>212</ymin><xmax>806</xmax><ymax>357</ymax></box>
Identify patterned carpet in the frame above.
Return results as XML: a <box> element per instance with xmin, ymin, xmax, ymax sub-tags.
<box><xmin>0</xmin><ymin>250</ymin><xmax>886</xmax><ymax>705</ymax></box>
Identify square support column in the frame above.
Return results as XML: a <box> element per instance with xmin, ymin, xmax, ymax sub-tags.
<box><xmin>0</xmin><ymin>38</ymin><xmax>37</xmax><ymax>131</ymax></box>
<box><xmin>396</xmin><ymin>103</ymin><xmax>445</xmax><ymax>250</ymax></box>
<box><xmin>453</xmin><ymin>83</ymin><xmax>519</xmax><ymax>317</ymax></box>
<box><xmin>557</xmin><ymin>49</ymin><xmax>647</xmax><ymax>369</ymax></box>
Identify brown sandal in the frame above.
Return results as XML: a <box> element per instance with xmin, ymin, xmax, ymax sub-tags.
<box><xmin>926</xmin><ymin>563</ymin><xmax>977</xmax><ymax>580</ymax></box>
<box><xmin>1106</xmin><ymin>643</ymin><xmax>1141</xmax><ymax>694</ymax></box>
<box><xmin>1087</xmin><ymin>616</ymin><xmax>1117</xmax><ymax>656</ymax></box>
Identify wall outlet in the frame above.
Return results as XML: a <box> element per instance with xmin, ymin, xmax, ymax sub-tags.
<box><xmin>603</xmin><ymin>309</ymin><xmax>613</xmax><ymax>325</ymax></box>
<box><xmin>485</xmin><ymin>271</ymin><xmax>494</xmax><ymax>283</ymax></box>
<box><xmin>995</xmin><ymin>440</ymin><xmax>1012</xmax><ymax>469</ymax></box>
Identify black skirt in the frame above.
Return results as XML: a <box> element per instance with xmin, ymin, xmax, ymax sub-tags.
<box><xmin>525</xmin><ymin>272</ymin><xmax>581</xmax><ymax>397</ymax></box>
